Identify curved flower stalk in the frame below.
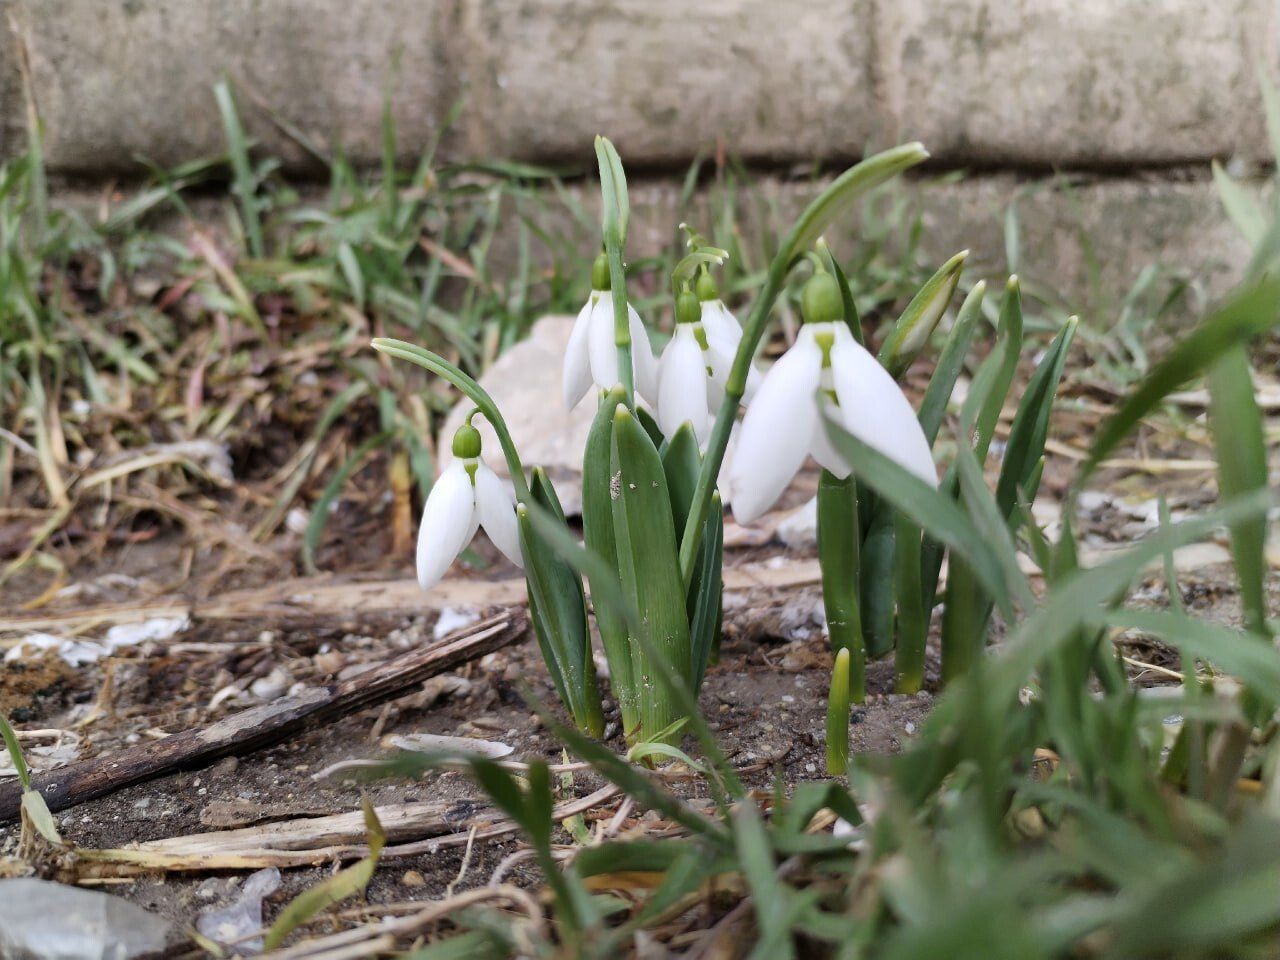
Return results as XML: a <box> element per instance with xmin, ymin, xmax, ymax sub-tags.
<box><xmin>416</xmin><ymin>416</ymin><xmax>523</xmax><ymax>590</ymax></box>
<box><xmin>563</xmin><ymin>253</ymin><xmax>658</xmax><ymax>409</ymax></box>
<box><xmin>657</xmin><ymin>272</ymin><xmax>760</xmax><ymax>444</ymax></box>
<box><xmin>729</xmin><ymin>268</ymin><xmax>938</xmax><ymax>524</ymax></box>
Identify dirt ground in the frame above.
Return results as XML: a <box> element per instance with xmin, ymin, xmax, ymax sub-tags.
<box><xmin>0</xmin><ymin>375</ymin><xmax>1273</xmax><ymax>953</ymax></box>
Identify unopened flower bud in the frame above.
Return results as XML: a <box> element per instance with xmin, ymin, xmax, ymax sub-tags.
<box><xmin>451</xmin><ymin>422</ymin><xmax>482</xmax><ymax>459</ymax></box>
<box><xmin>590</xmin><ymin>252</ymin><xmax>610</xmax><ymax>291</ymax></box>
<box><xmin>801</xmin><ymin>270</ymin><xmax>843</xmax><ymax>326</ymax></box>
<box><xmin>695</xmin><ymin>268</ymin><xmax>719</xmax><ymax>303</ymax></box>
<box><xmin>675</xmin><ymin>287</ymin><xmax>701</xmax><ymax>325</ymax></box>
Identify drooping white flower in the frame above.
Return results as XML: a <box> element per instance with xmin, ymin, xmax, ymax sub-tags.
<box><xmin>417</xmin><ymin>421</ymin><xmax>523</xmax><ymax>590</ymax></box>
<box><xmin>563</xmin><ymin>254</ymin><xmax>659</xmax><ymax>408</ymax></box>
<box><xmin>729</xmin><ymin>270</ymin><xmax>937</xmax><ymax>524</ymax></box>
<box><xmin>656</xmin><ymin>276</ymin><xmax>760</xmax><ymax>444</ymax></box>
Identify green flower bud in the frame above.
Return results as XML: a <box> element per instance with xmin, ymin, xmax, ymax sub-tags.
<box><xmin>694</xmin><ymin>267</ymin><xmax>719</xmax><ymax>302</ymax></box>
<box><xmin>675</xmin><ymin>287</ymin><xmax>701</xmax><ymax>325</ymax></box>
<box><xmin>451</xmin><ymin>422</ymin><xmax>482</xmax><ymax>459</ymax></box>
<box><xmin>591</xmin><ymin>252</ymin><xmax>610</xmax><ymax>291</ymax></box>
<box><xmin>801</xmin><ymin>269</ymin><xmax>843</xmax><ymax>326</ymax></box>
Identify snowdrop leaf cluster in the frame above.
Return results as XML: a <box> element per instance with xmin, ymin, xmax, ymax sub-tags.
<box><xmin>374</xmin><ymin>138</ymin><xmax>1077</xmax><ymax>765</ymax></box>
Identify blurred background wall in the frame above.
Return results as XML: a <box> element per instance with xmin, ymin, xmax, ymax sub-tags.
<box><xmin>1</xmin><ymin>0</ymin><xmax>1277</xmax><ymax>305</ymax></box>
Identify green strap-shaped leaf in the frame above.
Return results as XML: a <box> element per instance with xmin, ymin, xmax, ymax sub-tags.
<box><xmin>820</xmin><ymin>239</ymin><xmax>864</xmax><ymax>346</ymax></box>
<box><xmin>689</xmin><ymin>494</ymin><xmax>724</xmax><ymax>692</ymax></box>
<box><xmin>518</xmin><ymin>469</ymin><xmax>604</xmax><ymax>737</ymax></box>
<box><xmin>920</xmin><ymin>276</ymin><xmax>1022</xmax><ymax>613</ymax></box>
<box><xmin>893</xmin><ymin>512</ymin><xmax>927</xmax><ymax>694</ymax></box>
<box><xmin>965</xmin><ymin>275</ymin><xmax>1024</xmax><ymax>461</ymax></box>
<box><xmin>995</xmin><ymin>317</ymin><xmax>1077</xmax><ymax>517</ymax></box>
<box><xmin>878</xmin><ymin>250</ymin><xmax>967</xmax><ymax>380</ymax></box>
<box><xmin>917</xmin><ymin>281</ymin><xmax>986</xmax><ymax>446</ymax></box>
<box><xmin>818</xmin><ymin>470</ymin><xmax>864</xmax><ymax>702</ymax></box>
<box><xmin>582</xmin><ymin>388</ymin><xmax>638</xmax><ymax>736</ymax></box>
<box><xmin>859</xmin><ymin>493</ymin><xmax>897</xmax><ymax>660</ymax></box>
<box><xmin>611</xmin><ymin>406</ymin><xmax>692</xmax><ymax>743</ymax></box>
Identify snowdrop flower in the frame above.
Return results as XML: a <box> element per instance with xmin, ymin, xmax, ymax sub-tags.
<box><xmin>729</xmin><ymin>269</ymin><xmax>937</xmax><ymax>524</ymax></box>
<box><xmin>563</xmin><ymin>253</ymin><xmax>658</xmax><ymax>408</ymax></box>
<box><xmin>657</xmin><ymin>272</ymin><xmax>760</xmax><ymax>444</ymax></box>
<box><xmin>416</xmin><ymin>419</ymin><xmax>523</xmax><ymax>590</ymax></box>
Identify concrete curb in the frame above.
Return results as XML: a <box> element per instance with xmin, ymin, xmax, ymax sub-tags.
<box><xmin>1</xmin><ymin>0</ymin><xmax>1276</xmax><ymax>174</ymax></box>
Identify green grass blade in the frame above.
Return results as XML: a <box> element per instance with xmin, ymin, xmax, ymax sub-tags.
<box><xmin>303</xmin><ymin>431</ymin><xmax>389</xmax><ymax>574</ymax></box>
<box><xmin>0</xmin><ymin>713</ymin><xmax>30</xmax><ymax>790</ymax></box>
<box><xmin>1207</xmin><ymin>344</ymin><xmax>1270</xmax><ymax>639</ymax></box>
<box><xmin>212</xmin><ymin>79</ymin><xmax>264</xmax><ymax>259</ymax></box>
<box><xmin>1101</xmin><ymin>609</ymin><xmax>1280</xmax><ymax>705</ymax></box>
<box><xmin>1076</xmin><ymin>276</ymin><xmax>1280</xmax><ymax>487</ymax></box>
<box><xmin>263</xmin><ymin>798</ymin><xmax>385</xmax><ymax>949</ymax></box>
<box><xmin>1211</xmin><ymin>160</ymin><xmax>1265</xmax><ymax>246</ymax></box>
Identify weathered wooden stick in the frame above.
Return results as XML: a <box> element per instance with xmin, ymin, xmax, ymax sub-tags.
<box><xmin>0</xmin><ymin>610</ymin><xmax>527</xmax><ymax>823</ymax></box>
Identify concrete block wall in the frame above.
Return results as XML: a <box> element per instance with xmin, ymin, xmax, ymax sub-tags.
<box><xmin>2</xmin><ymin>0</ymin><xmax>1275</xmax><ymax>172</ymax></box>
<box><xmin>0</xmin><ymin>0</ymin><xmax>1274</xmax><ymax>306</ymax></box>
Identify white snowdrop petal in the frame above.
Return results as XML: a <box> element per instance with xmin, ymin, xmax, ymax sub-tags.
<box><xmin>810</xmin><ymin>399</ymin><xmax>852</xmax><ymax>478</ymax></box>
<box><xmin>562</xmin><ymin>298</ymin><xmax>594</xmax><ymax>409</ymax></box>
<box><xmin>829</xmin><ymin>334</ymin><xmax>938</xmax><ymax>486</ymax></box>
<box><xmin>703</xmin><ymin>335</ymin><xmax>735</xmax><ymax>393</ymax></box>
<box><xmin>416</xmin><ymin>462</ymin><xmax>478</xmax><ymax>590</ymax></box>
<box><xmin>728</xmin><ymin>330</ymin><xmax>823</xmax><ymax>523</ymax></box>
<box><xmin>702</xmin><ymin>304</ymin><xmax>763</xmax><ymax>403</ymax></box>
<box><xmin>628</xmin><ymin>304</ymin><xmax>660</xmax><ymax>404</ymax></box>
<box><xmin>658</xmin><ymin>327</ymin><xmax>711</xmax><ymax>443</ymax></box>
<box><xmin>473</xmin><ymin>463</ymin><xmax>524</xmax><ymax>568</ymax></box>
<box><xmin>700</xmin><ymin>300</ymin><xmax>743</xmax><ymax>348</ymax></box>
<box><xmin>587</xmin><ymin>292</ymin><xmax>620</xmax><ymax>390</ymax></box>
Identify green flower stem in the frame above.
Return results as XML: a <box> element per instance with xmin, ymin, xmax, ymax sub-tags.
<box><xmin>595</xmin><ymin>136</ymin><xmax>634</xmax><ymax>408</ymax></box>
<box><xmin>826</xmin><ymin>647</ymin><xmax>852</xmax><ymax>776</ymax></box>
<box><xmin>893</xmin><ymin>513</ymin><xmax>927</xmax><ymax>694</ymax></box>
<box><xmin>370</xmin><ymin>338</ymin><xmax>531</xmax><ymax>504</ymax></box>
<box><xmin>606</xmin><ymin>240</ymin><xmax>634</xmax><ymax>407</ymax></box>
<box><xmin>818</xmin><ymin>469</ymin><xmax>865</xmax><ymax>704</ymax></box>
<box><xmin>677</xmin><ymin>143</ymin><xmax>930</xmax><ymax>585</ymax></box>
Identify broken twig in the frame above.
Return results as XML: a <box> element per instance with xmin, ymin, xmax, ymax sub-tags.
<box><xmin>0</xmin><ymin>611</ymin><xmax>527</xmax><ymax>823</ymax></box>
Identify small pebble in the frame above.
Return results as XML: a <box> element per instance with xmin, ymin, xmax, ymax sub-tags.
<box><xmin>402</xmin><ymin>871</ymin><xmax>426</xmax><ymax>887</ymax></box>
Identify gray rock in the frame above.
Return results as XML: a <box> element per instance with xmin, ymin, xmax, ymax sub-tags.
<box><xmin>776</xmin><ymin>496</ymin><xmax>818</xmax><ymax>550</ymax></box>
<box><xmin>0</xmin><ymin>878</ymin><xmax>172</xmax><ymax>960</ymax></box>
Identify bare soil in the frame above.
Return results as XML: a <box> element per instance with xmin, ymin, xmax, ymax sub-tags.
<box><xmin>1</xmin><ymin>378</ymin><xmax>1272</xmax><ymax>953</ymax></box>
